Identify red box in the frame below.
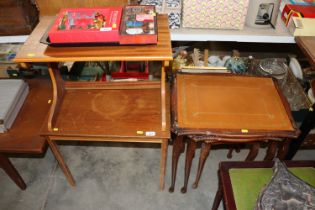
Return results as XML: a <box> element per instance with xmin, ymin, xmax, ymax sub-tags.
<box><xmin>48</xmin><ymin>7</ymin><xmax>123</xmax><ymax>44</ymax></box>
<box><xmin>119</xmin><ymin>5</ymin><xmax>158</xmax><ymax>45</ymax></box>
<box><xmin>282</xmin><ymin>4</ymin><xmax>315</xmax><ymax>26</ymax></box>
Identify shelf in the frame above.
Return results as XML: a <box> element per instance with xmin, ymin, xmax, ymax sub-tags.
<box><xmin>171</xmin><ymin>16</ymin><xmax>295</xmax><ymax>43</ymax></box>
<box><xmin>1</xmin><ymin>16</ymin><xmax>294</xmax><ymax>44</ymax></box>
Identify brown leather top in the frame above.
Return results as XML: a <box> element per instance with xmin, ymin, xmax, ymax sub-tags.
<box><xmin>175</xmin><ymin>74</ymin><xmax>294</xmax><ymax>132</ymax></box>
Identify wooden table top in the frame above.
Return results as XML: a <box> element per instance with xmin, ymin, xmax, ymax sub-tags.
<box><xmin>174</xmin><ymin>73</ymin><xmax>297</xmax><ymax>136</ymax></box>
<box><xmin>0</xmin><ymin>79</ymin><xmax>52</xmax><ymax>154</ymax></box>
<box><xmin>14</xmin><ymin>15</ymin><xmax>172</xmax><ymax>63</ymax></box>
<box><xmin>295</xmin><ymin>36</ymin><xmax>315</xmax><ymax>68</ymax></box>
<box><xmin>41</xmin><ymin>85</ymin><xmax>170</xmax><ymax>140</ymax></box>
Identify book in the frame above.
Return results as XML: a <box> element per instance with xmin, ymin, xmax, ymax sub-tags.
<box><xmin>0</xmin><ymin>79</ymin><xmax>29</xmax><ymax>133</ymax></box>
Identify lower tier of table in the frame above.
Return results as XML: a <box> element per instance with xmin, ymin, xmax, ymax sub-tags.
<box><xmin>41</xmin><ymin>84</ymin><xmax>170</xmax><ymax>140</ymax></box>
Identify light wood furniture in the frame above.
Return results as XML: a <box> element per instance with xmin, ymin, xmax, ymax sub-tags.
<box><xmin>169</xmin><ymin>72</ymin><xmax>299</xmax><ymax>193</ymax></box>
<box><xmin>212</xmin><ymin>160</ymin><xmax>315</xmax><ymax>210</ymax></box>
<box><xmin>0</xmin><ymin>79</ymin><xmax>52</xmax><ymax>189</ymax></box>
<box><xmin>14</xmin><ymin>15</ymin><xmax>173</xmax><ymax>190</ymax></box>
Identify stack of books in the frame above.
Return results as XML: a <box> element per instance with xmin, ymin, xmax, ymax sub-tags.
<box><xmin>0</xmin><ymin>79</ymin><xmax>29</xmax><ymax>133</ymax></box>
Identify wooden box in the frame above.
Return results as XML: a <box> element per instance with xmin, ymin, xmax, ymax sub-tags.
<box><xmin>0</xmin><ymin>0</ymin><xmax>39</xmax><ymax>35</ymax></box>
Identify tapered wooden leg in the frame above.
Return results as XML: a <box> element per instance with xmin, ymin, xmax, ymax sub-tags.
<box><xmin>0</xmin><ymin>153</ymin><xmax>26</xmax><ymax>190</ymax></box>
<box><xmin>192</xmin><ymin>142</ymin><xmax>211</xmax><ymax>189</ymax></box>
<box><xmin>181</xmin><ymin>139</ymin><xmax>197</xmax><ymax>193</ymax></box>
<box><xmin>159</xmin><ymin>138</ymin><xmax>168</xmax><ymax>191</ymax></box>
<box><xmin>227</xmin><ymin>145</ymin><xmax>241</xmax><ymax>159</ymax></box>
<box><xmin>227</xmin><ymin>148</ymin><xmax>233</xmax><ymax>159</ymax></box>
<box><xmin>245</xmin><ymin>142</ymin><xmax>260</xmax><ymax>161</ymax></box>
<box><xmin>47</xmin><ymin>138</ymin><xmax>76</xmax><ymax>186</ymax></box>
<box><xmin>277</xmin><ymin>139</ymin><xmax>290</xmax><ymax>160</ymax></box>
<box><xmin>264</xmin><ymin>141</ymin><xmax>277</xmax><ymax>161</ymax></box>
<box><xmin>212</xmin><ymin>178</ymin><xmax>223</xmax><ymax>210</ymax></box>
<box><xmin>169</xmin><ymin>135</ymin><xmax>185</xmax><ymax>192</ymax></box>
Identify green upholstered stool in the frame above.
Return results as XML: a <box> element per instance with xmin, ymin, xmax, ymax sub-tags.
<box><xmin>212</xmin><ymin>161</ymin><xmax>315</xmax><ymax>210</ymax></box>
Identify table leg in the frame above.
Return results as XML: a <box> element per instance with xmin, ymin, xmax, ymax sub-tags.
<box><xmin>181</xmin><ymin>139</ymin><xmax>197</xmax><ymax>193</ymax></box>
<box><xmin>245</xmin><ymin>142</ymin><xmax>260</xmax><ymax>161</ymax></box>
<box><xmin>159</xmin><ymin>138</ymin><xmax>168</xmax><ymax>191</ymax></box>
<box><xmin>264</xmin><ymin>141</ymin><xmax>277</xmax><ymax>161</ymax></box>
<box><xmin>47</xmin><ymin>138</ymin><xmax>76</xmax><ymax>186</ymax></box>
<box><xmin>277</xmin><ymin>139</ymin><xmax>290</xmax><ymax>160</ymax></box>
<box><xmin>192</xmin><ymin>142</ymin><xmax>211</xmax><ymax>189</ymax></box>
<box><xmin>169</xmin><ymin>135</ymin><xmax>185</xmax><ymax>193</ymax></box>
<box><xmin>212</xmin><ymin>174</ymin><xmax>223</xmax><ymax>210</ymax></box>
<box><xmin>0</xmin><ymin>153</ymin><xmax>26</xmax><ymax>190</ymax></box>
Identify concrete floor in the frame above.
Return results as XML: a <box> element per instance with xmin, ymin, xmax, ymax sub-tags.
<box><xmin>0</xmin><ymin>142</ymin><xmax>314</xmax><ymax>210</ymax></box>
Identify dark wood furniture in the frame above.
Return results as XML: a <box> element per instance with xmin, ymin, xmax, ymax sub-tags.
<box><xmin>0</xmin><ymin>79</ymin><xmax>52</xmax><ymax>189</ymax></box>
<box><xmin>286</xmin><ymin>36</ymin><xmax>315</xmax><ymax>159</ymax></box>
<box><xmin>14</xmin><ymin>15</ymin><xmax>173</xmax><ymax>190</ymax></box>
<box><xmin>169</xmin><ymin>72</ymin><xmax>299</xmax><ymax>193</ymax></box>
<box><xmin>212</xmin><ymin>160</ymin><xmax>315</xmax><ymax>210</ymax></box>
<box><xmin>0</xmin><ymin>0</ymin><xmax>39</xmax><ymax>35</ymax></box>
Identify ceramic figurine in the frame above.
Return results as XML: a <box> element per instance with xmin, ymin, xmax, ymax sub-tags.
<box><xmin>224</xmin><ymin>50</ymin><xmax>247</xmax><ymax>74</ymax></box>
<box><xmin>172</xmin><ymin>50</ymin><xmax>188</xmax><ymax>71</ymax></box>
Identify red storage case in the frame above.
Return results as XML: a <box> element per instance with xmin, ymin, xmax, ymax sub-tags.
<box><xmin>48</xmin><ymin>7</ymin><xmax>123</xmax><ymax>44</ymax></box>
<box><xmin>282</xmin><ymin>4</ymin><xmax>315</xmax><ymax>26</ymax></box>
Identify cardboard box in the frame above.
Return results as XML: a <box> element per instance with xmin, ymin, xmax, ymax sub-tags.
<box><xmin>281</xmin><ymin>4</ymin><xmax>315</xmax><ymax>26</ymax></box>
<box><xmin>48</xmin><ymin>7</ymin><xmax>122</xmax><ymax>44</ymax></box>
<box><xmin>182</xmin><ymin>0</ymin><xmax>249</xmax><ymax>30</ymax></box>
<box><xmin>288</xmin><ymin>17</ymin><xmax>315</xmax><ymax>36</ymax></box>
<box><xmin>119</xmin><ymin>5</ymin><xmax>157</xmax><ymax>45</ymax></box>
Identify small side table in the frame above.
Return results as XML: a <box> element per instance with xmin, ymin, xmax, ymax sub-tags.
<box><xmin>212</xmin><ymin>160</ymin><xmax>315</xmax><ymax>210</ymax></box>
<box><xmin>0</xmin><ymin>79</ymin><xmax>52</xmax><ymax>189</ymax></box>
<box><xmin>169</xmin><ymin>72</ymin><xmax>299</xmax><ymax>193</ymax></box>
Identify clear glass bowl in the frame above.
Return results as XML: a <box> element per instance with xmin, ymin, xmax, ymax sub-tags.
<box><xmin>259</xmin><ymin>58</ymin><xmax>288</xmax><ymax>80</ymax></box>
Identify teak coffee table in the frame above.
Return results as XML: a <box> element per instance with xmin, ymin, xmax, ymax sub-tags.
<box><xmin>14</xmin><ymin>15</ymin><xmax>173</xmax><ymax>190</ymax></box>
<box><xmin>169</xmin><ymin>72</ymin><xmax>299</xmax><ymax>193</ymax></box>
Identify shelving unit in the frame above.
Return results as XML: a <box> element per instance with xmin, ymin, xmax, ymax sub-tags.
<box><xmin>171</xmin><ymin>16</ymin><xmax>294</xmax><ymax>43</ymax></box>
<box><xmin>1</xmin><ymin>15</ymin><xmax>294</xmax><ymax>44</ymax></box>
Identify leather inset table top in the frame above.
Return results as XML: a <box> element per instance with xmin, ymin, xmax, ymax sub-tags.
<box><xmin>176</xmin><ymin>74</ymin><xmax>294</xmax><ymax>132</ymax></box>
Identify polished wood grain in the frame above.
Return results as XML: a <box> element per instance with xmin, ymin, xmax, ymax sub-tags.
<box><xmin>0</xmin><ymin>79</ymin><xmax>52</xmax><ymax>154</ymax></box>
<box><xmin>212</xmin><ymin>161</ymin><xmax>315</xmax><ymax>210</ymax></box>
<box><xmin>35</xmin><ymin>0</ymin><xmax>129</xmax><ymax>16</ymax></box>
<box><xmin>42</xmin><ymin>69</ymin><xmax>170</xmax><ymax>139</ymax></box>
<box><xmin>295</xmin><ymin>36</ymin><xmax>315</xmax><ymax>68</ymax></box>
<box><xmin>13</xmin><ymin>15</ymin><xmax>172</xmax><ymax>63</ymax></box>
